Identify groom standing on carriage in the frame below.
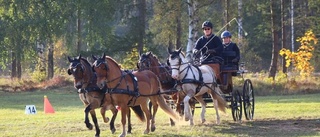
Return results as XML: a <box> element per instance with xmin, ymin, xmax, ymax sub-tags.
<box><xmin>193</xmin><ymin>21</ymin><xmax>223</xmax><ymax>84</ymax></box>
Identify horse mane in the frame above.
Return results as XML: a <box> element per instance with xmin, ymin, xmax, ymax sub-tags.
<box><xmin>105</xmin><ymin>56</ymin><xmax>122</xmax><ymax>69</ymax></box>
<box><xmin>79</xmin><ymin>57</ymin><xmax>94</xmax><ymax>77</ymax></box>
<box><xmin>148</xmin><ymin>52</ymin><xmax>162</xmax><ymax>65</ymax></box>
<box><xmin>80</xmin><ymin>57</ymin><xmax>92</xmax><ymax>67</ymax></box>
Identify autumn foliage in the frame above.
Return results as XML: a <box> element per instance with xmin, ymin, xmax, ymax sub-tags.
<box><xmin>279</xmin><ymin>30</ymin><xmax>318</xmax><ymax>78</ymax></box>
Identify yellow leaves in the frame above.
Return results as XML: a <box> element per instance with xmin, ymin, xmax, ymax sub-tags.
<box><xmin>280</xmin><ymin>30</ymin><xmax>317</xmax><ymax>78</ymax></box>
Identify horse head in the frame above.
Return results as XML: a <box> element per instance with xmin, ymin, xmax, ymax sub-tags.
<box><xmin>67</xmin><ymin>54</ymin><xmax>91</xmax><ymax>89</ymax></box>
<box><xmin>137</xmin><ymin>51</ymin><xmax>153</xmax><ymax>70</ymax></box>
<box><xmin>92</xmin><ymin>53</ymin><xmax>110</xmax><ymax>89</ymax></box>
<box><xmin>167</xmin><ymin>47</ymin><xmax>186</xmax><ymax>80</ymax></box>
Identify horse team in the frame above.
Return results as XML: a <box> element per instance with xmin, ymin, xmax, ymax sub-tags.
<box><xmin>67</xmin><ymin>48</ymin><xmax>227</xmax><ymax>137</ymax></box>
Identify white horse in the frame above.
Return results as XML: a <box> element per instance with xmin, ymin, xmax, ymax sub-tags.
<box><xmin>167</xmin><ymin>48</ymin><xmax>227</xmax><ymax>125</ymax></box>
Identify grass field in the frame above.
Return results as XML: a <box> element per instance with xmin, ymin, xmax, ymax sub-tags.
<box><xmin>0</xmin><ymin>86</ymin><xmax>319</xmax><ymax>137</ymax></box>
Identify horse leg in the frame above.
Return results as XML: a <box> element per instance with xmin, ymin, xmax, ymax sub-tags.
<box><xmin>100</xmin><ymin>106</ymin><xmax>110</xmax><ymax>123</ymax></box>
<box><xmin>149</xmin><ymin>97</ymin><xmax>159</xmax><ymax>132</ymax></box>
<box><xmin>127</xmin><ymin>108</ymin><xmax>132</xmax><ymax>134</ymax></box>
<box><xmin>212</xmin><ymin>98</ymin><xmax>220</xmax><ymax>124</ymax></box>
<box><xmin>119</xmin><ymin>106</ymin><xmax>128</xmax><ymax>137</ymax></box>
<box><xmin>194</xmin><ymin>95</ymin><xmax>206</xmax><ymax>124</ymax></box>
<box><xmin>108</xmin><ymin>107</ymin><xmax>118</xmax><ymax>134</ymax></box>
<box><xmin>89</xmin><ymin>110</ymin><xmax>100</xmax><ymax>137</ymax></box>
<box><xmin>84</xmin><ymin>105</ymin><xmax>93</xmax><ymax>130</ymax></box>
<box><xmin>183</xmin><ymin>95</ymin><xmax>192</xmax><ymax>123</ymax></box>
<box><xmin>140</xmin><ymin>102</ymin><xmax>151</xmax><ymax>134</ymax></box>
<box><xmin>209</xmin><ymin>92</ymin><xmax>221</xmax><ymax>125</ymax></box>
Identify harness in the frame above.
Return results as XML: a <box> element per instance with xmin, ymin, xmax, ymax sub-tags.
<box><xmin>176</xmin><ymin>64</ymin><xmax>206</xmax><ymax>94</ymax></box>
<box><xmin>170</xmin><ymin>53</ymin><xmax>220</xmax><ymax>96</ymax></box>
<box><xmin>71</xmin><ymin>60</ymin><xmax>106</xmax><ymax>107</ymax></box>
<box><xmin>104</xmin><ymin>70</ymin><xmax>142</xmax><ymax>106</ymax></box>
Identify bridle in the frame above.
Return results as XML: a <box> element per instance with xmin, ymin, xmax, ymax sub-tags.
<box><xmin>169</xmin><ymin>54</ymin><xmax>191</xmax><ymax>78</ymax></box>
<box><xmin>69</xmin><ymin>61</ymin><xmax>85</xmax><ymax>78</ymax></box>
<box><xmin>138</xmin><ymin>57</ymin><xmax>151</xmax><ymax>70</ymax></box>
<box><xmin>93</xmin><ymin>58</ymin><xmax>125</xmax><ymax>84</ymax></box>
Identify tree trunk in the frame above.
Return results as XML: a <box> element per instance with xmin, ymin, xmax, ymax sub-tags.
<box><xmin>224</xmin><ymin>0</ymin><xmax>230</xmax><ymax>30</ymax></box>
<box><xmin>47</xmin><ymin>42</ymin><xmax>54</xmax><ymax>80</ymax></box>
<box><xmin>238</xmin><ymin>0</ymin><xmax>243</xmax><ymax>40</ymax></box>
<box><xmin>17</xmin><ymin>50</ymin><xmax>21</xmax><ymax>79</ymax></box>
<box><xmin>281</xmin><ymin>0</ymin><xmax>287</xmax><ymax>73</ymax></box>
<box><xmin>11</xmin><ymin>51</ymin><xmax>16</xmax><ymax>79</ymax></box>
<box><xmin>77</xmin><ymin>9</ymin><xmax>82</xmax><ymax>55</ymax></box>
<box><xmin>290</xmin><ymin>0</ymin><xmax>294</xmax><ymax>52</ymax></box>
<box><xmin>176</xmin><ymin>14</ymin><xmax>182</xmax><ymax>49</ymax></box>
<box><xmin>186</xmin><ymin>0</ymin><xmax>199</xmax><ymax>61</ymax></box>
<box><xmin>268</xmin><ymin>0</ymin><xmax>280</xmax><ymax>79</ymax></box>
<box><xmin>137</xmin><ymin>0</ymin><xmax>146</xmax><ymax>53</ymax></box>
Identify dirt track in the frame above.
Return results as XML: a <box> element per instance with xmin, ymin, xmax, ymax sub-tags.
<box><xmin>217</xmin><ymin>118</ymin><xmax>320</xmax><ymax>137</ymax></box>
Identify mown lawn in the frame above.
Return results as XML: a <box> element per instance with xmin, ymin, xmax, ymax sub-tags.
<box><xmin>0</xmin><ymin>87</ymin><xmax>319</xmax><ymax>137</ymax></box>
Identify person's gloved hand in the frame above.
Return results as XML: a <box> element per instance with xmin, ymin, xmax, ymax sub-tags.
<box><xmin>193</xmin><ymin>49</ymin><xmax>200</xmax><ymax>55</ymax></box>
<box><xmin>207</xmin><ymin>49</ymin><xmax>216</xmax><ymax>54</ymax></box>
<box><xmin>232</xmin><ymin>58</ymin><xmax>238</xmax><ymax>63</ymax></box>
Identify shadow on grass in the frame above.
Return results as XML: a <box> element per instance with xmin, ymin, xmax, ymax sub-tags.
<box><xmin>218</xmin><ymin>119</ymin><xmax>320</xmax><ymax>137</ymax></box>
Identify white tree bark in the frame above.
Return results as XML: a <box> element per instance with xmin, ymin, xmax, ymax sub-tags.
<box><xmin>238</xmin><ymin>0</ymin><xmax>243</xmax><ymax>41</ymax></box>
<box><xmin>186</xmin><ymin>0</ymin><xmax>199</xmax><ymax>61</ymax></box>
<box><xmin>291</xmin><ymin>0</ymin><xmax>294</xmax><ymax>51</ymax></box>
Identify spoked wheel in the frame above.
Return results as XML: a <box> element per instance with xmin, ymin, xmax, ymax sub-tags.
<box><xmin>231</xmin><ymin>90</ymin><xmax>242</xmax><ymax>122</ymax></box>
<box><xmin>243</xmin><ymin>79</ymin><xmax>254</xmax><ymax>120</ymax></box>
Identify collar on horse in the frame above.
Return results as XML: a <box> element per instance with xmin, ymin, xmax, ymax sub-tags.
<box><xmin>179</xmin><ymin>64</ymin><xmax>203</xmax><ymax>85</ymax></box>
<box><xmin>105</xmin><ymin>70</ymin><xmax>140</xmax><ymax>96</ymax></box>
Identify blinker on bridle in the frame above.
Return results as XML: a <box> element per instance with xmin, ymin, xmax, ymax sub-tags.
<box><xmin>93</xmin><ymin>58</ymin><xmax>108</xmax><ymax>70</ymax></box>
<box><xmin>69</xmin><ymin>61</ymin><xmax>86</xmax><ymax>80</ymax></box>
<box><xmin>139</xmin><ymin>57</ymin><xmax>151</xmax><ymax>69</ymax></box>
<box><xmin>169</xmin><ymin>54</ymin><xmax>182</xmax><ymax>70</ymax></box>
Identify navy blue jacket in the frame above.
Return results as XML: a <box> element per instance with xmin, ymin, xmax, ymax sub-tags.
<box><xmin>194</xmin><ymin>34</ymin><xmax>223</xmax><ymax>62</ymax></box>
<box><xmin>223</xmin><ymin>42</ymin><xmax>240</xmax><ymax>63</ymax></box>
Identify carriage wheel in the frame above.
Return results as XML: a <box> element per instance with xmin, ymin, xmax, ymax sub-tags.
<box><xmin>231</xmin><ymin>90</ymin><xmax>242</xmax><ymax>122</ymax></box>
<box><xmin>243</xmin><ymin>79</ymin><xmax>254</xmax><ymax>120</ymax></box>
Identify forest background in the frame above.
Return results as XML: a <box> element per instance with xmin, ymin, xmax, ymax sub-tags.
<box><xmin>0</xmin><ymin>0</ymin><xmax>319</xmax><ymax>94</ymax></box>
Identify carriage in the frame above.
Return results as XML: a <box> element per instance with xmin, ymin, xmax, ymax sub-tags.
<box><xmin>200</xmin><ymin>50</ymin><xmax>255</xmax><ymax>122</ymax></box>
<box><xmin>164</xmin><ymin>49</ymin><xmax>255</xmax><ymax>122</ymax></box>
<box><xmin>139</xmin><ymin>49</ymin><xmax>254</xmax><ymax>124</ymax></box>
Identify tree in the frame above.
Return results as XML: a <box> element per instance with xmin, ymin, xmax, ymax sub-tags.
<box><xmin>268</xmin><ymin>0</ymin><xmax>280</xmax><ymax>79</ymax></box>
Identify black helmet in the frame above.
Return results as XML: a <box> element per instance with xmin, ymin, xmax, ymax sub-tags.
<box><xmin>202</xmin><ymin>21</ymin><xmax>213</xmax><ymax>29</ymax></box>
<box><xmin>221</xmin><ymin>30</ymin><xmax>232</xmax><ymax>38</ymax></box>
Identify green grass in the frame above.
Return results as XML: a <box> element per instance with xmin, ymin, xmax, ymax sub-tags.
<box><xmin>0</xmin><ymin>87</ymin><xmax>319</xmax><ymax>137</ymax></box>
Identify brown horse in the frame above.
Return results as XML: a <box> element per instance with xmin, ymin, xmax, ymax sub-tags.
<box><xmin>92</xmin><ymin>53</ymin><xmax>179</xmax><ymax>137</ymax></box>
<box><xmin>137</xmin><ymin>51</ymin><xmax>196</xmax><ymax>126</ymax></box>
<box><xmin>67</xmin><ymin>55</ymin><xmax>144</xmax><ymax>136</ymax></box>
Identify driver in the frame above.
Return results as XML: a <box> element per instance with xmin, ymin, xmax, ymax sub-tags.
<box><xmin>193</xmin><ymin>21</ymin><xmax>223</xmax><ymax>83</ymax></box>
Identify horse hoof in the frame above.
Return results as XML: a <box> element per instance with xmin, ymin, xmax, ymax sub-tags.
<box><xmin>190</xmin><ymin>122</ymin><xmax>194</xmax><ymax>126</ymax></box>
<box><xmin>127</xmin><ymin>131</ymin><xmax>132</xmax><ymax>134</ymax></box>
<box><xmin>111</xmin><ymin>128</ymin><xmax>116</xmax><ymax>134</ymax></box>
<box><xmin>170</xmin><ymin>122</ymin><xmax>175</xmax><ymax>126</ymax></box>
<box><xmin>143</xmin><ymin>130</ymin><xmax>150</xmax><ymax>134</ymax></box>
<box><xmin>104</xmin><ymin>117</ymin><xmax>110</xmax><ymax>123</ymax></box>
<box><xmin>216</xmin><ymin>121</ymin><xmax>221</xmax><ymax>125</ymax></box>
<box><xmin>185</xmin><ymin>117</ymin><xmax>189</xmax><ymax>121</ymax></box>
<box><xmin>95</xmin><ymin>135</ymin><xmax>100</xmax><ymax>137</ymax></box>
<box><xmin>151</xmin><ymin>126</ymin><xmax>156</xmax><ymax>132</ymax></box>
<box><xmin>119</xmin><ymin>133</ymin><xmax>126</xmax><ymax>137</ymax></box>
<box><xmin>202</xmin><ymin>119</ymin><xmax>206</xmax><ymax>124</ymax></box>
<box><xmin>87</xmin><ymin>124</ymin><xmax>93</xmax><ymax>130</ymax></box>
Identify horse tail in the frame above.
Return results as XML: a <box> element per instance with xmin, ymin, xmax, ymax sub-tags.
<box><xmin>211</xmin><ymin>88</ymin><xmax>227</xmax><ymax>113</ymax></box>
<box><xmin>156</xmin><ymin>92</ymin><xmax>179</xmax><ymax>121</ymax></box>
<box><xmin>130</xmin><ymin>106</ymin><xmax>146</xmax><ymax>122</ymax></box>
